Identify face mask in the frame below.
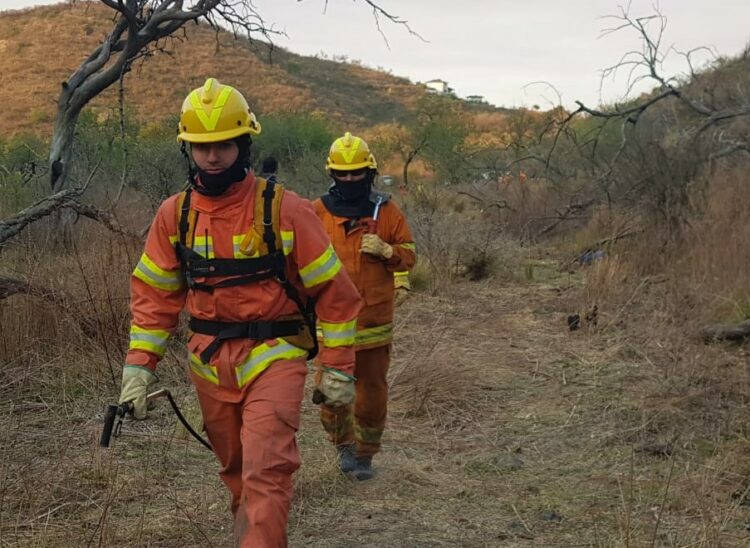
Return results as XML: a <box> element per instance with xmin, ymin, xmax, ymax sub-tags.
<box><xmin>193</xmin><ymin>135</ymin><xmax>251</xmax><ymax>196</ymax></box>
<box><xmin>196</xmin><ymin>160</ymin><xmax>247</xmax><ymax>196</ymax></box>
<box><xmin>331</xmin><ymin>179</ymin><xmax>371</xmax><ymax>202</ymax></box>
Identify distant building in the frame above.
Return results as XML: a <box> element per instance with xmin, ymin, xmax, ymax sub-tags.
<box><xmin>424</xmin><ymin>79</ymin><xmax>452</xmax><ymax>94</ymax></box>
<box><xmin>466</xmin><ymin>95</ymin><xmax>485</xmax><ymax>103</ymax></box>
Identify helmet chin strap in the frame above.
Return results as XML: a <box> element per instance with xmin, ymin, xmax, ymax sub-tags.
<box><xmin>180</xmin><ymin>142</ymin><xmax>197</xmax><ymax>188</ymax></box>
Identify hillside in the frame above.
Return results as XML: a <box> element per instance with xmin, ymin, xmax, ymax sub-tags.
<box><xmin>0</xmin><ymin>2</ymin><xmax>498</xmax><ymax>137</ymax></box>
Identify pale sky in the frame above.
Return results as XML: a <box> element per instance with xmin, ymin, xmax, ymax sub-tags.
<box><xmin>4</xmin><ymin>0</ymin><xmax>750</xmax><ymax>109</ymax></box>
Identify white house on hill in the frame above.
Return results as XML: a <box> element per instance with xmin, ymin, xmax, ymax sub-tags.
<box><xmin>424</xmin><ymin>79</ymin><xmax>451</xmax><ymax>94</ymax></box>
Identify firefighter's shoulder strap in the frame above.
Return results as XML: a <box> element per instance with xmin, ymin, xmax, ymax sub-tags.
<box><xmin>176</xmin><ymin>188</ymin><xmax>198</xmax><ymax>247</ymax></box>
<box><xmin>174</xmin><ymin>177</ymin><xmax>284</xmax><ymax>253</ymax></box>
<box><xmin>254</xmin><ymin>176</ymin><xmax>284</xmax><ymax>256</ymax></box>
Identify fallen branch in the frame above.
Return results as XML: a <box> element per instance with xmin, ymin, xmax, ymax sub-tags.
<box><xmin>0</xmin><ymin>188</ymin><xmax>83</xmax><ymax>247</ymax></box>
<box><xmin>700</xmin><ymin>320</ymin><xmax>750</xmax><ymax>343</ymax></box>
<box><xmin>0</xmin><ymin>276</ymin><xmax>66</xmax><ymax>306</ymax></box>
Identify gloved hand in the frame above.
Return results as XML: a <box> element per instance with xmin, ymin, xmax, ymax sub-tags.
<box><xmin>314</xmin><ymin>366</ymin><xmax>356</xmax><ymax>407</ymax></box>
<box><xmin>394</xmin><ymin>287</ymin><xmax>410</xmax><ymax>307</ymax></box>
<box><xmin>360</xmin><ymin>234</ymin><xmax>393</xmax><ymax>260</ymax></box>
<box><xmin>119</xmin><ymin>365</ymin><xmax>158</xmax><ymax>420</ymax></box>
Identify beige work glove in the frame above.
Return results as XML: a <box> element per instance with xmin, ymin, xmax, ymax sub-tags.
<box><xmin>360</xmin><ymin>234</ymin><xmax>393</xmax><ymax>260</ymax></box>
<box><xmin>119</xmin><ymin>365</ymin><xmax>158</xmax><ymax>420</ymax></box>
<box><xmin>394</xmin><ymin>287</ymin><xmax>410</xmax><ymax>307</ymax></box>
<box><xmin>314</xmin><ymin>366</ymin><xmax>356</xmax><ymax>407</ymax></box>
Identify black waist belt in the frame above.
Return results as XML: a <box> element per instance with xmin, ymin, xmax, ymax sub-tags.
<box><xmin>190</xmin><ymin>317</ymin><xmax>304</xmax><ymax>364</ymax></box>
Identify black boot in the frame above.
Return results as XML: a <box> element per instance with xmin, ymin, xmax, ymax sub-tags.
<box><xmin>337</xmin><ymin>444</ymin><xmax>357</xmax><ymax>474</ymax></box>
<box><xmin>352</xmin><ymin>456</ymin><xmax>374</xmax><ymax>481</ymax></box>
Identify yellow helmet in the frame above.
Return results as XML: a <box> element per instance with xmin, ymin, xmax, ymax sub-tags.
<box><xmin>177</xmin><ymin>78</ymin><xmax>261</xmax><ymax>143</ymax></box>
<box><xmin>326</xmin><ymin>132</ymin><xmax>377</xmax><ymax>171</ymax></box>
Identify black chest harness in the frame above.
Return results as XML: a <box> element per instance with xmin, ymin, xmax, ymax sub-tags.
<box><xmin>174</xmin><ymin>179</ymin><xmax>317</xmax><ymax>364</ymax></box>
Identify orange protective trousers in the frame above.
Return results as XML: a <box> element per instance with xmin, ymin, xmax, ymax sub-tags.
<box><xmin>195</xmin><ymin>358</ymin><xmax>306</xmax><ymax>548</ymax></box>
<box><xmin>320</xmin><ymin>345</ymin><xmax>390</xmax><ymax>457</ymax></box>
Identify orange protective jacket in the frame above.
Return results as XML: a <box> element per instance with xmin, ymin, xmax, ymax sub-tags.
<box><xmin>126</xmin><ymin>173</ymin><xmax>362</xmax><ymax>402</ymax></box>
<box><xmin>313</xmin><ymin>196</ymin><xmax>416</xmax><ymax>350</ymax></box>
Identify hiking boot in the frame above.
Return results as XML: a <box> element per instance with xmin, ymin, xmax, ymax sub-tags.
<box><xmin>337</xmin><ymin>444</ymin><xmax>357</xmax><ymax>474</ymax></box>
<box><xmin>352</xmin><ymin>456</ymin><xmax>374</xmax><ymax>481</ymax></box>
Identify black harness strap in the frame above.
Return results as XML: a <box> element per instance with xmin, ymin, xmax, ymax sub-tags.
<box><xmin>262</xmin><ymin>181</ymin><xmax>277</xmax><ymax>255</ymax></box>
<box><xmin>175</xmin><ymin>243</ymin><xmax>286</xmax><ymax>292</ymax></box>
<box><xmin>179</xmin><ymin>188</ymin><xmax>193</xmax><ymax>245</ymax></box>
<box><xmin>190</xmin><ymin>317</ymin><xmax>305</xmax><ymax>363</ymax></box>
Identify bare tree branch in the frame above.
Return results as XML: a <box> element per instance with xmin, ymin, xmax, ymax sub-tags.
<box><xmin>0</xmin><ymin>188</ymin><xmax>86</xmax><ymax>248</ymax></box>
<box><xmin>67</xmin><ymin>200</ymin><xmax>140</xmax><ymax>238</ymax></box>
<box><xmin>317</xmin><ymin>0</ymin><xmax>423</xmax><ymax>48</ymax></box>
<box><xmin>547</xmin><ymin>4</ymin><xmax>750</xmax><ymax>213</ymax></box>
<box><xmin>538</xmin><ymin>199</ymin><xmax>597</xmax><ymax>237</ymax></box>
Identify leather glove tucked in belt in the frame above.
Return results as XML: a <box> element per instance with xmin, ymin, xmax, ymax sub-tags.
<box><xmin>119</xmin><ymin>365</ymin><xmax>158</xmax><ymax>420</ymax></box>
<box><xmin>360</xmin><ymin>234</ymin><xmax>393</xmax><ymax>260</ymax></box>
<box><xmin>314</xmin><ymin>366</ymin><xmax>356</xmax><ymax>407</ymax></box>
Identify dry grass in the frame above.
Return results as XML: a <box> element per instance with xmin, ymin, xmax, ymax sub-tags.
<box><xmin>400</xmin><ymin>184</ymin><xmax>525</xmax><ymax>295</ymax></box>
<box><xmin>2</xmin><ymin>167</ymin><xmax>750</xmax><ymax>546</ymax></box>
<box><xmin>2</xmin><ymin>240</ymin><xmax>749</xmax><ymax>545</ymax></box>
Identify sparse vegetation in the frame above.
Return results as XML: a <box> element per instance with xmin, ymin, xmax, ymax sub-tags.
<box><xmin>1</xmin><ymin>2</ymin><xmax>749</xmax><ymax>547</ymax></box>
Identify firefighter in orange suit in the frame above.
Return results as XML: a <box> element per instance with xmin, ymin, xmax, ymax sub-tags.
<box><xmin>118</xmin><ymin>79</ymin><xmax>362</xmax><ymax>547</ymax></box>
<box><xmin>312</xmin><ymin>132</ymin><xmax>416</xmax><ymax>481</ymax></box>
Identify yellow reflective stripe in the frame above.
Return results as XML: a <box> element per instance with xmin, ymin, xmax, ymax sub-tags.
<box><xmin>128</xmin><ymin>325</ymin><xmax>170</xmax><ymax>356</ymax></box>
<box><xmin>133</xmin><ymin>253</ymin><xmax>183</xmax><ymax>291</ymax></box>
<box><xmin>190</xmin><ymin>353</ymin><xmax>220</xmax><ymax>385</ymax></box>
<box><xmin>190</xmin><ymin>85</ymin><xmax>233</xmax><ymax>131</ymax></box>
<box><xmin>192</xmin><ymin>235</ymin><xmax>215</xmax><ymax>259</ymax></box>
<box><xmin>319</xmin><ymin>319</ymin><xmax>357</xmax><ymax>348</ymax></box>
<box><xmin>168</xmin><ymin>235</ymin><xmax>178</xmax><ymax>245</ymax></box>
<box><xmin>235</xmin><ymin>339</ymin><xmax>307</xmax><ymax>387</ymax></box>
<box><xmin>394</xmin><ymin>270</ymin><xmax>411</xmax><ymax>289</ymax></box>
<box><xmin>356</xmin><ymin>323</ymin><xmax>393</xmax><ymax>346</ymax></box>
<box><xmin>281</xmin><ymin>230</ymin><xmax>294</xmax><ymax>256</ymax></box>
<box><xmin>232</xmin><ymin>234</ymin><xmax>291</xmax><ymax>258</ymax></box>
<box><xmin>299</xmin><ymin>245</ymin><xmax>341</xmax><ymax>288</ymax></box>
<box><xmin>354</xmin><ymin>424</ymin><xmax>384</xmax><ymax>444</ymax></box>
<box><xmin>397</xmin><ymin>242</ymin><xmax>416</xmax><ymax>251</ymax></box>
<box><xmin>232</xmin><ymin>235</ymin><xmax>260</xmax><ymax>259</ymax></box>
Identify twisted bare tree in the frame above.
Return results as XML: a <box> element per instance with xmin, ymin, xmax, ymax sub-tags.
<box><xmin>523</xmin><ymin>6</ymin><xmax>750</xmax><ymax>237</ymax></box>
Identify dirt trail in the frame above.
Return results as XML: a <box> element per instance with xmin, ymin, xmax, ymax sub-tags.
<box><xmin>290</xmin><ymin>276</ymin><xmax>600</xmax><ymax>547</ymax></box>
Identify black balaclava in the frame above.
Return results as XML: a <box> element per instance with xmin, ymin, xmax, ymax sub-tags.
<box><xmin>192</xmin><ymin>134</ymin><xmax>252</xmax><ymax>196</ymax></box>
<box><xmin>323</xmin><ymin>169</ymin><xmax>377</xmax><ymax>218</ymax></box>
<box><xmin>330</xmin><ymin>173</ymin><xmax>372</xmax><ymax>202</ymax></box>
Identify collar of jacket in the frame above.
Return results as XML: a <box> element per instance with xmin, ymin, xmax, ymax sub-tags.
<box><xmin>191</xmin><ymin>171</ymin><xmax>256</xmax><ymax>217</ymax></box>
